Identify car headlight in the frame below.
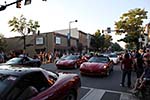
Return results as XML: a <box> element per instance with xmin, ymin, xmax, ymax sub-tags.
<box><xmin>103</xmin><ymin>65</ymin><xmax>107</xmax><ymax>69</ymax></box>
<box><xmin>80</xmin><ymin>64</ymin><xmax>86</xmax><ymax>67</ymax></box>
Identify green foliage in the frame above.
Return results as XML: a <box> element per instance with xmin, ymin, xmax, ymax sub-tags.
<box><xmin>8</xmin><ymin>14</ymin><xmax>40</xmax><ymax>50</ymax></box>
<box><xmin>8</xmin><ymin>14</ymin><xmax>40</xmax><ymax>35</ymax></box>
<box><xmin>115</xmin><ymin>8</ymin><xmax>148</xmax><ymax>50</ymax></box>
<box><xmin>111</xmin><ymin>42</ymin><xmax>123</xmax><ymax>51</ymax></box>
<box><xmin>90</xmin><ymin>29</ymin><xmax>112</xmax><ymax>52</ymax></box>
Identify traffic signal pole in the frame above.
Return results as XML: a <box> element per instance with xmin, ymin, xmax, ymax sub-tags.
<box><xmin>0</xmin><ymin>0</ymin><xmax>23</xmax><ymax>11</ymax></box>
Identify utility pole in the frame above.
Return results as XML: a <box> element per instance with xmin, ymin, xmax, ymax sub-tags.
<box><xmin>68</xmin><ymin>20</ymin><xmax>78</xmax><ymax>53</ymax></box>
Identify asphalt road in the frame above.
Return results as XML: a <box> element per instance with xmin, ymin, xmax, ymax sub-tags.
<box><xmin>41</xmin><ymin>63</ymin><xmax>138</xmax><ymax>100</ymax></box>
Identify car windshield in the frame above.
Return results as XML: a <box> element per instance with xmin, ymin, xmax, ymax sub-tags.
<box><xmin>5</xmin><ymin>58</ymin><xmax>22</xmax><ymax>64</ymax></box>
<box><xmin>88</xmin><ymin>57</ymin><xmax>109</xmax><ymax>63</ymax></box>
<box><xmin>64</xmin><ymin>55</ymin><xmax>79</xmax><ymax>60</ymax></box>
<box><xmin>109</xmin><ymin>54</ymin><xmax>117</xmax><ymax>58</ymax></box>
<box><xmin>26</xmin><ymin>57</ymin><xmax>33</xmax><ymax>61</ymax></box>
<box><xmin>60</xmin><ymin>55</ymin><xmax>67</xmax><ymax>60</ymax></box>
<box><xmin>0</xmin><ymin>74</ymin><xmax>18</xmax><ymax>95</ymax></box>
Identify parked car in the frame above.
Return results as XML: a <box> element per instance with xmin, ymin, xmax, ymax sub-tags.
<box><xmin>0</xmin><ymin>65</ymin><xmax>81</xmax><ymax>100</ymax></box>
<box><xmin>80</xmin><ymin>55</ymin><xmax>113</xmax><ymax>76</ymax></box>
<box><xmin>56</xmin><ymin>55</ymin><xmax>86</xmax><ymax>69</ymax></box>
<box><xmin>4</xmin><ymin>56</ymin><xmax>41</xmax><ymax>67</ymax></box>
<box><xmin>108</xmin><ymin>53</ymin><xmax>120</xmax><ymax>64</ymax></box>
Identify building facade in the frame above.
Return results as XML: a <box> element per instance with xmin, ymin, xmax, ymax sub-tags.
<box><xmin>5</xmin><ymin>28</ymin><xmax>92</xmax><ymax>57</ymax></box>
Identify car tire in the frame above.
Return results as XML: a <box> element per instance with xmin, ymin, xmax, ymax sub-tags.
<box><xmin>65</xmin><ymin>90</ymin><xmax>77</xmax><ymax>100</ymax></box>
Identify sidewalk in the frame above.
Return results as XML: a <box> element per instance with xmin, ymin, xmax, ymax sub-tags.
<box><xmin>80</xmin><ymin>87</ymin><xmax>139</xmax><ymax>100</ymax></box>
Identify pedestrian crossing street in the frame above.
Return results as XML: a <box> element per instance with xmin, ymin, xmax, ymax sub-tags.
<box><xmin>80</xmin><ymin>86</ymin><xmax>139</xmax><ymax>100</ymax></box>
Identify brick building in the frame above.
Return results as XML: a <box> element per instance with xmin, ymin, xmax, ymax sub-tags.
<box><xmin>5</xmin><ymin>28</ymin><xmax>92</xmax><ymax>57</ymax></box>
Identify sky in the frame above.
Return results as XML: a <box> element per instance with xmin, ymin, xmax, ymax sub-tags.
<box><xmin>0</xmin><ymin>0</ymin><xmax>150</xmax><ymax>47</ymax></box>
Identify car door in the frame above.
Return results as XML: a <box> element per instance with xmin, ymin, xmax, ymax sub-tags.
<box><xmin>31</xmin><ymin>72</ymin><xmax>65</xmax><ymax>100</ymax></box>
<box><xmin>18</xmin><ymin>71</ymin><xmax>52</xmax><ymax>100</ymax></box>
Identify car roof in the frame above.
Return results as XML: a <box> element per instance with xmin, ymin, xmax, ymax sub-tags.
<box><xmin>0</xmin><ymin>65</ymin><xmax>44</xmax><ymax>76</ymax></box>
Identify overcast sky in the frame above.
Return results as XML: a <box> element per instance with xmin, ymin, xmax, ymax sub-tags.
<box><xmin>0</xmin><ymin>0</ymin><xmax>150</xmax><ymax>47</ymax></box>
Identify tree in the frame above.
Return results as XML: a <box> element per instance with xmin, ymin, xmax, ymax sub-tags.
<box><xmin>8</xmin><ymin>15</ymin><xmax>40</xmax><ymax>50</ymax></box>
<box><xmin>103</xmin><ymin>34</ymin><xmax>112</xmax><ymax>50</ymax></box>
<box><xmin>0</xmin><ymin>33</ymin><xmax>7</xmax><ymax>51</ymax></box>
<box><xmin>90</xmin><ymin>29</ymin><xmax>112</xmax><ymax>52</ymax></box>
<box><xmin>90</xmin><ymin>30</ymin><xmax>104</xmax><ymax>51</ymax></box>
<box><xmin>111</xmin><ymin>42</ymin><xmax>123</xmax><ymax>52</ymax></box>
<box><xmin>115</xmin><ymin>8</ymin><xmax>148</xmax><ymax>50</ymax></box>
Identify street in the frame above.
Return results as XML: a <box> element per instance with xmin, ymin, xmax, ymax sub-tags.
<box><xmin>41</xmin><ymin>63</ymin><xmax>139</xmax><ymax>100</ymax></box>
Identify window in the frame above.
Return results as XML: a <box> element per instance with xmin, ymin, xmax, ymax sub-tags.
<box><xmin>55</xmin><ymin>37</ymin><xmax>61</xmax><ymax>44</ymax></box>
<box><xmin>36</xmin><ymin>37</ymin><xmax>44</xmax><ymax>45</ymax></box>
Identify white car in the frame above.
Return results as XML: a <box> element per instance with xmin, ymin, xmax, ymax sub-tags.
<box><xmin>108</xmin><ymin>53</ymin><xmax>120</xmax><ymax>64</ymax></box>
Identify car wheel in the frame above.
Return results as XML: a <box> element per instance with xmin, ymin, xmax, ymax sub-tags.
<box><xmin>74</xmin><ymin>64</ymin><xmax>78</xmax><ymax>69</ymax></box>
<box><xmin>65</xmin><ymin>90</ymin><xmax>76</xmax><ymax>100</ymax></box>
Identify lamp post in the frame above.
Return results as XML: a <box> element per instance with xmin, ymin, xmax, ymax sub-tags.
<box><xmin>68</xmin><ymin>20</ymin><xmax>78</xmax><ymax>53</ymax></box>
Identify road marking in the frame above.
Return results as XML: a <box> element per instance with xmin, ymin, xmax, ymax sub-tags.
<box><xmin>81</xmin><ymin>86</ymin><xmax>139</xmax><ymax>100</ymax></box>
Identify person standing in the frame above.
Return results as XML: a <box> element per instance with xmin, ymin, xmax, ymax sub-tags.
<box><xmin>135</xmin><ymin>49</ymin><xmax>144</xmax><ymax>78</ymax></box>
<box><xmin>143</xmin><ymin>48</ymin><xmax>150</xmax><ymax>65</ymax></box>
<box><xmin>120</xmin><ymin>53</ymin><xmax>133</xmax><ymax>88</ymax></box>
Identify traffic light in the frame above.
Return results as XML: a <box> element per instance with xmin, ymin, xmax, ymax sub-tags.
<box><xmin>107</xmin><ymin>27</ymin><xmax>111</xmax><ymax>33</ymax></box>
<box><xmin>24</xmin><ymin>0</ymin><xmax>32</xmax><ymax>5</ymax></box>
<box><xmin>16</xmin><ymin>0</ymin><xmax>21</xmax><ymax>8</ymax></box>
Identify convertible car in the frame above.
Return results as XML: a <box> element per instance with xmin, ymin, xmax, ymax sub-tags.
<box><xmin>0</xmin><ymin>65</ymin><xmax>81</xmax><ymax>100</ymax></box>
<box><xmin>4</xmin><ymin>56</ymin><xmax>41</xmax><ymax>67</ymax></box>
<box><xmin>80</xmin><ymin>55</ymin><xmax>113</xmax><ymax>76</ymax></box>
<box><xmin>56</xmin><ymin>55</ymin><xmax>86</xmax><ymax>69</ymax></box>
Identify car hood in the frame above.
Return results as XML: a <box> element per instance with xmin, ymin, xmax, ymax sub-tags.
<box><xmin>80</xmin><ymin>62</ymin><xmax>106</xmax><ymax>69</ymax></box>
<box><xmin>57</xmin><ymin>60</ymin><xmax>75</xmax><ymax>64</ymax></box>
<box><xmin>5</xmin><ymin>62</ymin><xmax>18</xmax><ymax>65</ymax></box>
<box><xmin>50</xmin><ymin>72</ymin><xmax>81</xmax><ymax>89</ymax></box>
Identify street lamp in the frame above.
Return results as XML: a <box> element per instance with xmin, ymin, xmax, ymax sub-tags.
<box><xmin>68</xmin><ymin>20</ymin><xmax>78</xmax><ymax>52</ymax></box>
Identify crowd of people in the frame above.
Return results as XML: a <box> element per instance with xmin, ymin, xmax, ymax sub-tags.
<box><xmin>0</xmin><ymin>50</ymin><xmax>63</xmax><ymax>64</ymax></box>
<box><xmin>119</xmin><ymin>48</ymin><xmax>150</xmax><ymax>95</ymax></box>
<box><xmin>0</xmin><ymin>50</ymin><xmax>84</xmax><ymax>64</ymax></box>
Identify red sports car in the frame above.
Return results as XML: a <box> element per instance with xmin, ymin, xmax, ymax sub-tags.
<box><xmin>56</xmin><ymin>55</ymin><xmax>86</xmax><ymax>69</ymax></box>
<box><xmin>0</xmin><ymin>65</ymin><xmax>81</xmax><ymax>100</ymax></box>
<box><xmin>80</xmin><ymin>55</ymin><xmax>113</xmax><ymax>76</ymax></box>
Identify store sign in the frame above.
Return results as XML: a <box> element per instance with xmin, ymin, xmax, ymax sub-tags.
<box><xmin>56</xmin><ymin>37</ymin><xmax>61</xmax><ymax>44</ymax></box>
<box><xmin>36</xmin><ymin>37</ymin><xmax>44</xmax><ymax>45</ymax></box>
